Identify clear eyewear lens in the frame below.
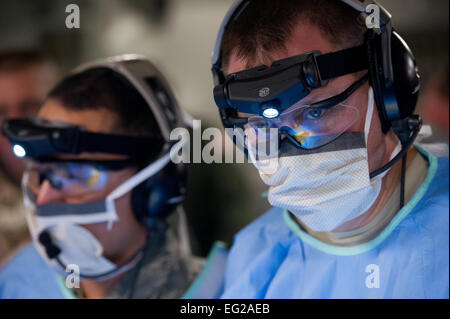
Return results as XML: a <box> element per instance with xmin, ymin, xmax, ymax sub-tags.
<box><xmin>25</xmin><ymin>161</ymin><xmax>109</xmax><ymax>198</ymax></box>
<box><xmin>246</xmin><ymin>103</ymin><xmax>359</xmax><ymax>150</ymax></box>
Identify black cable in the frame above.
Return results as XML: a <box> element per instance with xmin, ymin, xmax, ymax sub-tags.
<box><xmin>369</xmin><ymin>124</ymin><xmax>420</xmax><ymax>179</ymax></box>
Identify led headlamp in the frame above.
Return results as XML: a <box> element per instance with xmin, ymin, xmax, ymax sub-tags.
<box><xmin>214</xmin><ymin>45</ymin><xmax>370</xmax><ymax>124</ymax></box>
<box><xmin>2</xmin><ymin>117</ymin><xmax>164</xmax><ymax>162</ymax></box>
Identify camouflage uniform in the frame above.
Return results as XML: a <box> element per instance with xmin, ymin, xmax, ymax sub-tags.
<box><xmin>105</xmin><ymin>227</ymin><xmax>204</xmax><ymax>299</ymax></box>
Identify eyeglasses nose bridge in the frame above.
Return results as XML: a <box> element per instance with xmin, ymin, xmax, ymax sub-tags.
<box><xmin>36</xmin><ymin>180</ymin><xmax>64</xmax><ymax>206</ymax></box>
<box><xmin>39</xmin><ymin>170</ymin><xmax>63</xmax><ymax>190</ymax></box>
<box><xmin>279</xmin><ymin>129</ymin><xmax>303</xmax><ymax>148</ymax></box>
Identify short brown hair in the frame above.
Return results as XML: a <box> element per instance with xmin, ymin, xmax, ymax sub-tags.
<box><xmin>221</xmin><ymin>0</ymin><xmax>366</xmax><ymax>71</ymax></box>
<box><xmin>47</xmin><ymin>68</ymin><xmax>162</xmax><ymax>138</ymax></box>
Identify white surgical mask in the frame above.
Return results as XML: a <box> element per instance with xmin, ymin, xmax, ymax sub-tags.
<box><xmin>23</xmin><ymin>150</ymin><xmax>175</xmax><ymax>280</ymax></box>
<box><xmin>254</xmin><ymin>87</ymin><xmax>399</xmax><ymax>232</ymax></box>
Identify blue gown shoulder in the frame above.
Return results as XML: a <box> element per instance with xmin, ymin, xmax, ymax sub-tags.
<box><xmin>0</xmin><ymin>244</ymin><xmax>66</xmax><ymax>299</ymax></box>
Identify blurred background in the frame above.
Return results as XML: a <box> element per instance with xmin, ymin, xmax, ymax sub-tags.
<box><xmin>0</xmin><ymin>0</ymin><xmax>448</xmax><ymax>258</ymax></box>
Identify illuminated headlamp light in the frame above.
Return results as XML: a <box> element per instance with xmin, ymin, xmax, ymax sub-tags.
<box><xmin>262</xmin><ymin>107</ymin><xmax>280</xmax><ymax>119</ymax></box>
<box><xmin>13</xmin><ymin>144</ymin><xmax>26</xmax><ymax>158</ymax></box>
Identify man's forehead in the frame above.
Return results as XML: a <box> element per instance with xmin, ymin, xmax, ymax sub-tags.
<box><xmin>226</xmin><ymin>21</ymin><xmax>362</xmax><ymax>106</ymax></box>
<box><xmin>36</xmin><ymin>101</ymin><xmax>130</xmax><ymax>162</ymax></box>
<box><xmin>226</xmin><ymin>22</ymin><xmax>335</xmax><ymax>75</ymax></box>
<box><xmin>38</xmin><ymin>99</ymin><xmax>120</xmax><ymax>134</ymax></box>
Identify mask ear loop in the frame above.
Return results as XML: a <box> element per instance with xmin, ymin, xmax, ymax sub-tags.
<box><xmin>105</xmin><ymin>141</ymin><xmax>185</xmax><ymax>230</ymax></box>
<box><xmin>364</xmin><ymin>87</ymin><xmax>375</xmax><ymax>148</ymax></box>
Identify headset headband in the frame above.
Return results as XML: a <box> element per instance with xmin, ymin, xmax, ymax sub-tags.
<box><xmin>212</xmin><ymin>0</ymin><xmax>394</xmax><ymax>86</ymax></box>
<box><xmin>74</xmin><ymin>55</ymin><xmax>190</xmax><ymax>142</ymax></box>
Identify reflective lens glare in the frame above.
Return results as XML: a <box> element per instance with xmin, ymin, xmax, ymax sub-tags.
<box><xmin>25</xmin><ymin>161</ymin><xmax>110</xmax><ymax>198</ymax></box>
<box><xmin>245</xmin><ymin>103</ymin><xmax>359</xmax><ymax>151</ymax></box>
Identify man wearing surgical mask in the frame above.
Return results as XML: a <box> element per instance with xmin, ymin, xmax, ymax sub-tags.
<box><xmin>0</xmin><ymin>56</ymin><xmax>208</xmax><ymax>299</ymax></box>
<box><xmin>211</xmin><ymin>0</ymin><xmax>448</xmax><ymax>298</ymax></box>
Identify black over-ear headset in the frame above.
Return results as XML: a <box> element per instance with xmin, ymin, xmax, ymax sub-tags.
<box><xmin>74</xmin><ymin>55</ymin><xmax>189</xmax><ymax>224</ymax></box>
<box><xmin>211</xmin><ymin>0</ymin><xmax>422</xmax><ymax>140</ymax></box>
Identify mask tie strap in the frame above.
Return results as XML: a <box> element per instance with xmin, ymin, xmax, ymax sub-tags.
<box><xmin>105</xmin><ymin>140</ymin><xmax>185</xmax><ymax>230</ymax></box>
<box><xmin>105</xmin><ymin>152</ymin><xmax>171</xmax><ymax>230</ymax></box>
<box><xmin>365</xmin><ymin>87</ymin><xmax>375</xmax><ymax>147</ymax></box>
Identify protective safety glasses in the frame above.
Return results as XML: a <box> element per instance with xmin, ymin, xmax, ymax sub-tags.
<box><xmin>245</xmin><ymin>103</ymin><xmax>359</xmax><ymax>151</ymax></box>
<box><xmin>230</xmin><ymin>75</ymin><xmax>368</xmax><ymax>153</ymax></box>
<box><xmin>24</xmin><ymin>159</ymin><xmax>137</xmax><ymax>199</ymax></box>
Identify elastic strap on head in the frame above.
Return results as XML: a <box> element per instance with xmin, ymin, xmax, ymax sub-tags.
<box><xmin>105</xmin><ymin>141</ymin><xmax>186</xmax><ymax>228</ymax></box>
<box><xmin>107</xmin><ymin>151</ymin><xmax>173</xmax><ymax>202</ymax></box>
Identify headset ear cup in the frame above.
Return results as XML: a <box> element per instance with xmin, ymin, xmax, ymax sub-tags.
<box><xmin>131</xmin><ymin>180</ymin><xmax>150</xmax><ymax>223</ymax></box>
<box><xmin>391</xmin><ymin>31</ymin><xmax>421</xmax><ymax>119</ymax></box>
<box><xmin>131</xmin><ymin>162</ymin><xmax>187</xmax><ymax>223</ymax></box>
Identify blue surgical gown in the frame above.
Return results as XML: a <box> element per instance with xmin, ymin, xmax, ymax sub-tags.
<box><xmin>221</xmin><ymin>146</ymin><xmax>449</xmax><ymax>299</ymax></box>
<box><xmin>0</xmin><ymin>241</ymin><xmax>227</xmax><ymax>299</ymax></box>
<box><xmin>0</xmin><ymin>244</ymin><xmax>71</xmax><ymax>298</ymax></box>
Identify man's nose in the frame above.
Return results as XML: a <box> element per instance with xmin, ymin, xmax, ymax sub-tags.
<box><xmin>36</xmin><ymin>180</ymin><xmax>64</xmax><ymax>205</ymax></box>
